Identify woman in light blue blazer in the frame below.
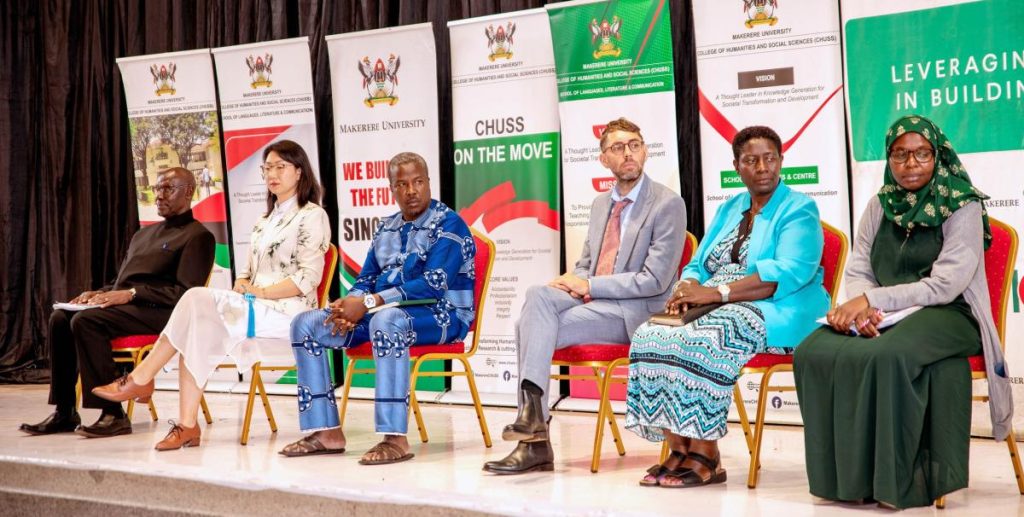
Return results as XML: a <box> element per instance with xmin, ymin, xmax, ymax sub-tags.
<box><xmin>626</xmin><ymin>126</ymin><xmax>829</xmax><ymax>488</ymax></box>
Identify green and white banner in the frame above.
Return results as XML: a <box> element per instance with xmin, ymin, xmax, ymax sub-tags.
<box><xmin>547</xmin><ymin>0</ymin><xmax>681</xmax><ymax>266</ymax></box>
<box><xmin>692</xmin><ymin>0</ymin><xmax>849</xmax><ymax>425</ymax></box>
<box><xmin>212</xmin><ymin>37</ymin><xmax>321</xmax><ymax>284</ymax></box>
<box><xmin>117</xmin><ymin>49</ymin><xmax>231</xmax><ymax>291</ymax></box>
<box><xmin>449</xmin><ymin>9</ymin><xmax>562</xmax><ymax>405</ymax></box>
<box><xmin>842</xmin><ymin>0</ymin><xmax>1024</xmax><ymax>436</ymax></box>
<box><xmin>326</xmin><ymin>23</ymin><xmax>445</xmax><ymax>394</ymax></box>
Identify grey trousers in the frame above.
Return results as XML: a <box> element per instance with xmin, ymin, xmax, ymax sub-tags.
<box><xmin>516</xmin><ymin>285</ymin><xmax>630</xmax><ymax>420</ymax></box>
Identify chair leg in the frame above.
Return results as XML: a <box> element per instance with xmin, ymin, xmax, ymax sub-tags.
<box><xmin>747</xmin><ymin>369</ymin><xmax>776</xmax><ymax>489</ymax></box>
<box><xmin>601</xmin><ymin>366</ymin><xmax>626</xmax><ymax>457</ymax></box>
<box><xmin>408</xmin><ymin>358</ymin><xmax>428</xmax><ymax>444</ymax></box>
<box><xmin>459</xmin><ymin>357</ymin><xmax>492</xmax><ymax>448</ymax></box>
<box><xmin>733</xmin><ymin>383</ymin><xmax>755</xmax><ymax>457</ymax></box>
<box><xmin>75</xmin><ymin>377</ymin><xmax>82</xmax><ymax>410</ymax></box>
<box><xmin>126</xmin><ymin>399</ymin><xmax>135</xmax><ymax>421</ymax></box>
<box><xmin>1006</xmin><ymin>427</ymin><xmax>1024</xmax><ymax>494</ymax></box>
<box><xmin>240</xmin><ymin>367</ymin><xmax>260</xmax><ymax>446</ymax></box>
<box><xmin>935</xmin><ymin>496</ymin><xmax>946</xmax><ymax>509</ymax></box>
<box><xmin>659</xmin><ymin>441</ymin><xmax>670</xmax><ymax>464</ymax></box>
<box><xmin>146</xmin><ymin>399</ymin><xmax>158</xmax><ymax>421</ymax></box>
<box><xmin>591</xmin><ymin>372</ymin><xmax>609</xmax><ymax>473</ymax></box>
<box><xmin>200</xmin><ymin>395</ymin><xmax>213</xmax><ymax>425</ymax></box>
<box><xmin>134</xmin><ymin>350</ymin><xmax>158</xmax><ymax>421</ymax></box>
<box><xmin>338</xmin><ymin>357</ymin><xmax>357</xmax><ymax>428</ymax></box>
<box><xmin>254</xmin><ymin>367</ymin><xmax>277</xmax><ymax>433</ymax></box>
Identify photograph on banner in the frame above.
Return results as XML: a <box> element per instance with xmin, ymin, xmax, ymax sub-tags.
<box><xmin>692</xmin><ymin>0</ymin><xmax>850</xmax><ymax>425</ymax></box>
<box><xmin>117</xmin><ymin>49</ymin><xmax>235</xmax><ymax>387</ymax></box>
<box><xmin>326</xmin><ymin>23</ymin><xmax>445</xmax><ymax>393</ymax></box>
<box><xmin>547</xmin><ymin>0</ymin><xmax>680</xmax><ymax>405</ymax></box>
<box><xmin>450</xmin><ymin>9</ymin><xmax>562</xmax><ymax>404</ymax></box>
<box><xmin>841</xmin><ymin>0</ymin><xmax>1024</xmax><ymax>437</ymax></box>
<box><xmin>213</xmin><ymin>37</ymin><xmax>321</xmax><ymax>291</ymax></box>
<box><xmin>547</xmin><ymin>0</ymin><xmax>680</xmax><ymax>268</ymax></box>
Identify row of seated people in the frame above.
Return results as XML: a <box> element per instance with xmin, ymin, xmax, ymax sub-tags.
<box><xmin>22</xmin><ymin>116</ymin><xmax>1011</xmax><ymax>510</ymax></box>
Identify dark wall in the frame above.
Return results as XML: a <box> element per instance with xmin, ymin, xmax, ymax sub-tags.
<box><xmin>0</xmin><ymin>0</ymin><xmax>703</xmax><ymax>381</ymax></box>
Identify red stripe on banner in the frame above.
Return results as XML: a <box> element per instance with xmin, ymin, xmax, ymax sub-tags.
<box><xmin>627</xmin><ymin>0</ymin><xmax>666</xmax><ymax>85</ymax></box>
<box><xmin>698</xmin><ymin>88</ymin><xmax>738</xmax><ymax>144</ymax></box>
<box><xmin>482</xmin><ymin>200</ymin><xmax>560</xmax><ymax>232</ymax></box>
<box><xmin>781</xmin><ymin>84</ymin><xmax>844</xmax><ymax>153</ymax></box>
<box><xmin>223</xmin><ymin>126</ymin><xmax>292</xmax><ymax>170</ymax></box>
<box><xmin>191</xmin><ymin>192</ymin><xmax>228</xmax><ymax>222</ymax></box>
<box><xmin>458</xmin><ymin>182</ymin><xmax>516</xmax><ymax>226</ymax></box>
<box><xmin>341</xmin><ymin>250</ymin><xmax>361</xmax><ymax>277</ymax></box>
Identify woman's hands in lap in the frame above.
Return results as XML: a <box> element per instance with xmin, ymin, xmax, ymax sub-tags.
<box><xmin>826</xmin><ymin>295</ymin><xmax>882</xmax><ymax>338</ymax></box>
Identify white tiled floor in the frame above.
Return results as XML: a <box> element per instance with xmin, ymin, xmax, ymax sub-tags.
<box><xmin>1</xmin><ymin>384</ymin><xmax>1022</xmax><ymax>516</ymax></box>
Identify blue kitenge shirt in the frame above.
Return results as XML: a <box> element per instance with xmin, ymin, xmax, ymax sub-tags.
<box><xmin>349</xmin><ymin>200</ymin><xmax>476</xmax><ymax>338</ymax></box>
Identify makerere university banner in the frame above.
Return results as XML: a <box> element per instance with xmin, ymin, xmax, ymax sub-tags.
<box><xmin>842</xmin><ymin>0</ymin><xmax>1024</xmax><ymax>437</ymax></box>
<box><xmin>117</xmin><ymin>49</ymin><xmax>232</xmax><ymax>290</ymax></box>
<box><xmin>449</xmin><ymin>9</ymin><xmax>562</xmax><ymax>405</ymax></box>
<box><xmin>212</xmin><ymin>37</ymin><xmax>321</xmax><ymax>277</ymax></box>
<box><xmin>692</xmin><ymin>0</ymin><xmax>850</xmax><ymax>425</ymax></box>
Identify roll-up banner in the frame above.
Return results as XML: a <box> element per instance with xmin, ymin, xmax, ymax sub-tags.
<box><xmin>841</xmin><ymin>0</ymin><xmax>1024</xmax><ymax>437</ymax></box>
<box><xmin>117</xmin><ymin>49</ymin><xmax>232</xmax><ymax>290</ymax></box>
<box><xmin>449</xmin><ymin>9</ymin><xmax>562</xmax><ymax>406</ymax></box>
<box><xmin>692</xmin><ymin>0</ymin><xmax>850</xmax><ymax>425</ymax></box>
<box><xmin>211</xmin><ymin>37</ymin><xmax>321</xmax><ymax>393</ymax></box>
<box><xmin>326</xmin><ymin>23</ymin><xmax>445</xmax><ymax>394</ymax></box>
<box><xmin>117</xmin><ymin>49</ymin><xmax>235</xmax><ymax>389</ymax></box>
<box><xmin>547</xmin><ymin>0</ymin><xmax>680</xmax><ymax>409</ymax></box>
<box><xmin>212</xmin><ymin>37</ymin><xmax>321</xmax><ymax>283</ymax></box>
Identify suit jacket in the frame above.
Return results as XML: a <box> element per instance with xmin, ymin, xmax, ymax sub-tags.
<box><xmin>683</xmin><ymin>181</ymin><xmax>829</xmax><ymax>348</ymax></box>
<box><xmin>574</xmin><ymin>176</ymin><xmax>687</xmax><ymax>334</ymax></box>
<box><xmin>238</xmin><ymin>201</ymin><xmax>331</xmax><ymax>316</ymax></box>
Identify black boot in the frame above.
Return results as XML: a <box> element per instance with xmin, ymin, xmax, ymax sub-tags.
<box><xmin>502</xmin><ymin>382</ymin><xmax>547</xmax><ymax>442</ymax></box>
<box><xmin>482</xmin><ymin>440</ymin><xmax>554</xmax><ymax>475</ymax></box>
<box><xmin>19</xmin><ymin>410</ymin><xmax>81</xmax><ymax>435</ymax></box>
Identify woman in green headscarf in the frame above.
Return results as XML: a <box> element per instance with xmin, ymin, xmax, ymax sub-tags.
<box><xmin>793</xmin><ymin>115</ymin><xmax>1011</xmax><ymax>509</ymax></box>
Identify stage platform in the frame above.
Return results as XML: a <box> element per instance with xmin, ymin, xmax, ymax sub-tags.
<box><xmin>0</xmin><ymin>384</ymin><xmax>1021</xmax><ymax>516</ymax></box>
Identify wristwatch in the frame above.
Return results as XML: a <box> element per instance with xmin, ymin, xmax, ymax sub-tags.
<box><xmin>128</xmin><ymin>287</ymin><xmax>137</xmax><ymax>301</ymax></box>
<box><xmin>717</xmin><ymin>284</ymin><xmax>731</xmax><ymax>303</ymax></box>
<box><xmin>363</xmin><ymin>294</ymin><xmax>378</xmax><ymax>309</ymax></box>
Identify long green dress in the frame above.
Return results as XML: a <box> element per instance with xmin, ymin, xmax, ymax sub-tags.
<box><xmin>793</xmin><ymin>218</ymin><xmax>981</xmax><ymax>509</ymax></box>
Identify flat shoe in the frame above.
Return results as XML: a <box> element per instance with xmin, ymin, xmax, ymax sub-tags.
<box><xmin>279</xmin><ymin>435</ymin><xmax>346</xmax><ymax>457</ymax></box>
<box><xmin>639</xmin><ymin>449</ymin><xmax>687</xmax><ymax>487</ymax></box>
<box><xmin>661</xmin><ymin>451</ymin><xmax>727</xmax><ymax>488</ymax></box>
<box><xmin>358</xmin><ymin>441</ymin><xmax>414</xmax><ymax>466</ymax></box>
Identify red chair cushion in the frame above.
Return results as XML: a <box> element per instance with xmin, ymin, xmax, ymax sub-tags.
<box><xmin>821</xmin><ymin>226</ymin><xmax>843</xmax><ymax>297</ymax></box>
<box><xmin>984</xmin><ymin>222</ymin><xmax>1012</xmax><ymax>336</ymax></box>
<box><xmin>968</xmin><ymin>354</ymin><xmax>986</xmax><ymax>373</ymax></box>
<box><xmin>743</xmin><ymin>353</ymin><xmax>794</xmax><ymax>369</ymax></box>
<box><xmin>346</xmin><ymin>341</ymin><xmax>466</xmax><ymax>359</ymax></box>
<box><xmin>110</xmin><ymin>335</ymin><xmax>159</xmax><ymax>350</ymax></box>
<box><xmin>552</xmin><ymin>344</ymin><xmax>631</xmax><ymax>363</ymax></box>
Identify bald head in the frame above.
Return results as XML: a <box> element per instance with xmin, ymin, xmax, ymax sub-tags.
<box><xmin>154</xmin><ymin>167</ymin><xmax>196</xmax><ymax>218</ymax></box>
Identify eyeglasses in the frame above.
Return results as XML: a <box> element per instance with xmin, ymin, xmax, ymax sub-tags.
<box><xmin>888</xmin><ymin>148</ymin><xmax>935</xmax><ymax>164</ymax></box>
<box><xmin>603</xmin><ymin>140</ymin><xmax>644</xmax><ymax>155</ymax></box>
<box><xmin>153</xmin><ymin>184</ymin><xmax>189</xmax><ymax>195</ymax></box>
<box><xmin>739</xmin><ymin>153</ymin><xmax>779</xmax><ymax>166</ymax></box>
<box><xmin>259</xmin><ymin>161</ymin><xmax>294</xmax><ymax>179</ymax></box>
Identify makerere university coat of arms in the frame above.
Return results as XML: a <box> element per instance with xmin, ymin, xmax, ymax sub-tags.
<box><xmin>245</xmin><ymin>54</ymin><xmax>273</xmax><ymax>88</ymax></box>
<box><xmin>744</xmin><ymin>0</ymin><xmax>779</xmax><ymax>28</ymax></box>
<box><xmin>150</xmin><ymin>63</ymin><xmax>177</xmax><ymax>96</ymax></box>
<box><xmin>485</xmin><ymin>22</ymin><xmax>516</xmax><ymax>61</ymax></box>
<box><xmin>358</xmin><ymin>54</ymin><xmax>401</xmax><ymax>107</ymax></box>
<box><xmin>589</xmin><ymin>16</ymin><xmax>622</xmax><ymax>59</ymax></box>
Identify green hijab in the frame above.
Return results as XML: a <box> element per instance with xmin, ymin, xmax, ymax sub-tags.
<box><xmin>878</xmin><ymin>114</ymin><xmax>991</xmax><ymax>248</ymax></box>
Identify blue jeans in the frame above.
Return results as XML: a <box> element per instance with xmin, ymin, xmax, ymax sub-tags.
<box><xmin>290</xmin><ymin>306</ymin><xmax>464</xmax><ymax>434</ymax></box>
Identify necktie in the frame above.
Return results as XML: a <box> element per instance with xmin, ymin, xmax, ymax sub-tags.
<box><xmin>595</xmin><ymin>199</ymin><xmax>631</xmax><ymax>276</ymax></box>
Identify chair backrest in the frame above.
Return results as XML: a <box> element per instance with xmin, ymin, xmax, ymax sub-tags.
<box><xmin>985</xmin><ymin>217</ymin><xmax>1018</xmax><ymax>346</ymax></box>
<box><xmin>466</xmin><ymin>229</ymin><xmax>496</xmax><ymax>355</ymax></box>
<box><xmin>318</xmin><ymin>244</ymin><xmax>339</xmax><ymax>309</ymax></box>
<box><xmin>820</xmin><ymin>221</ymin><xmax>849</xmax><ymax>306</ymax></box>
<box><xmin>677</xmin><ymin>231</ymin><xmax>699</xmax><ymax>276</ymax></box>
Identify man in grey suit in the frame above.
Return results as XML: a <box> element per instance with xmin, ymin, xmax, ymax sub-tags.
<box><xmin>484</xmin><ymin>117</ymin><xmax>687</xmax><ymax>474</ymax></box>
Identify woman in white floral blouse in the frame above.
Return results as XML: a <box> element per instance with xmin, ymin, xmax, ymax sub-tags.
<box><xmin>93</xmin><ymin>140</ymin><xmax>330</xmax><ymax>451</ymax></box>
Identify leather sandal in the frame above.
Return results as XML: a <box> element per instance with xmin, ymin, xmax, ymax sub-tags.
<box><xmin>279</xmin><ymin>435</ymin><xmax>346</xmax><ymax>457</ymax></box>
<box><xmin>358</xmin><ymin>441</ymin><xmax>414</xmax><ymax>466</ymax></box>
<box><xmin>661</xmin><ymin>451</ymin><xmax>726</xmax><ymax>488</ymax></box>
<box><xmin>639</xmin><ymin>449</ymin><xmax>687</xmax><ymax>487</ymax></box>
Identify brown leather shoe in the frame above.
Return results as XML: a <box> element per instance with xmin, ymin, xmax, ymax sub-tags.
<box><xmin>91</xmin><ymin>374</ymin><xmax>154</xmax><ymax>403</ymax></box>
<box><xmin>155</xmin><ymin>420</ymin><xmax>201</xmax><ymax>451</ymax></box>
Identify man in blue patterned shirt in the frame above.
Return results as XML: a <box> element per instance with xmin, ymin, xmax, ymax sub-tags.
<box><xmin>280</xmin><ymin>152</ymin><xmax>476</xmax><ymax>465</ymax></box>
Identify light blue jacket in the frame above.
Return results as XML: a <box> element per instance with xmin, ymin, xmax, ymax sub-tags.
<box><xmin>682</xmin><ymin>181</ymin><xmax>829</xmax><ymax>348</ymax></box>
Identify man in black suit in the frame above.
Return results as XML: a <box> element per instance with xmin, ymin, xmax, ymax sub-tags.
<box><xmin>20</xmin><ymin>167</ymin><xmax>215</xmax><ymax>438</ymax></box>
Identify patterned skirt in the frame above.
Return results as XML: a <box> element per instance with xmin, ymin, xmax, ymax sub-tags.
<box><xmin>625</xmin><ymin>303</ymin><xmax>771</xmax><ymax>442</ymax></box>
